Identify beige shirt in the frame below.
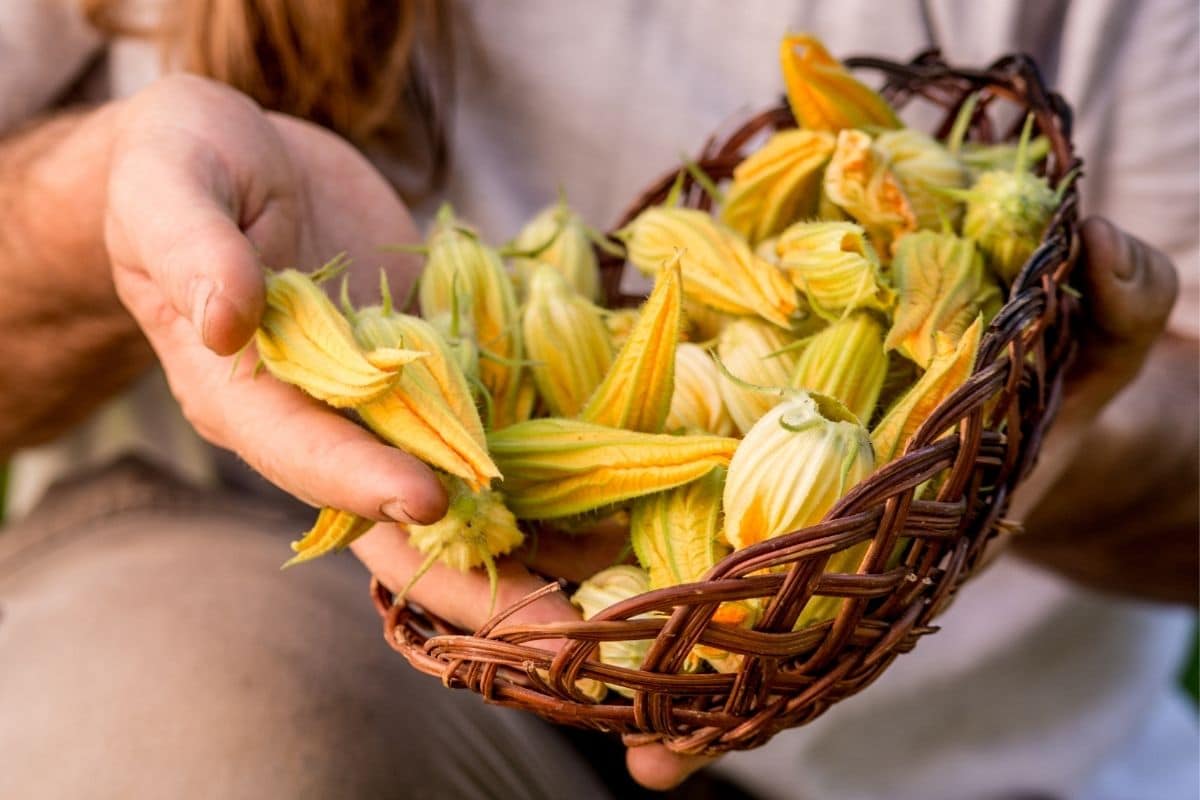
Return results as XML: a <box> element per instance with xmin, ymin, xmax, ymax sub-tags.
<box><xmin>2</xmin><ymin>2</ymin><xmax>1197</xmax><ymax>798</ymax></box>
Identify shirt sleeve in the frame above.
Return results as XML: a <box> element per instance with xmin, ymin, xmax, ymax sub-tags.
<box><xmin>0</xmin><ymin>0</ymin><xmax>104</xmax><ymax>133</ymax></box>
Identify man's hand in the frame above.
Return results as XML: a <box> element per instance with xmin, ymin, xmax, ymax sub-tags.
<box><xmin>357</xmin><ymin>516</ymin><xmax>711</xmax><ymax>791</ymax></box>
<box><xmin>105</xmin><ymin>74</ymin><xmax>448</xmax><ymax>524</ymax></box>
<box><xmin>1010</xmin><ymin>217</ymin><xmax>1197</xmax><ymax>601</ymax></box>
<box><xmin>98</xmin><ymin>78</ymin><xmax>617</xmax><ymax>713</ymax></box>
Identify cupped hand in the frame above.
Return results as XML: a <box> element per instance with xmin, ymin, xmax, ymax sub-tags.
<box><xmin>359</xmin><ymin>516</ymin><xmax>713</xmax><ymax>791</ymax></box>
<box><xmin>1009</xmin><ymin>216</ymin><xmax>1178</xmax><ymax>519</ymax></box>
<box><xmin>103</xmin><ymin>78</ymin><xmax>600</xmax><ymax>729</ymax></box>
<box><xmin>102</xmin><ymin>77</ymin><xmax>610</xmax><ymax>789</ymax></box>
<box><xmin>106</xmin><ymin>74</ymin><xmax>447</xmax><ymax>525</ymax></box>
<box><xmin>1008</xmin><ymin>217</ymin><xmax>1195</xmax><ymax>601</ymax></box>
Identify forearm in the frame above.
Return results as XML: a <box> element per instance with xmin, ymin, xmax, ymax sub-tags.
<box><xmin>1012</xmin><ymin>334</ymin><xmax>1199</xmax><ymax>604</ymax></box>
<box><xmin>0</xmin><ymin>103</ymin><xmax>152</xmax><ymax>457</ymax></box>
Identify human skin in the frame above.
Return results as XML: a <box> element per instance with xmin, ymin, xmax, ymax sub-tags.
<box><xmin>0</xmin><ymin>75</ymin><xmax>1193</xmax><ymax>790</ymax></box>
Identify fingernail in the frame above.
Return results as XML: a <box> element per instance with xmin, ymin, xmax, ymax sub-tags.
<box><xmin>189</xmin><ymin>275</ymin><xmax>215</xmax><ymax>336</ymax></box>
<box><xmin>1093</xmin><ymin>218</ymin><xmax>1138</xmax><ymax>281</ymax></box>
<box><xmin>205</xmin><ymin>294</ymin><xmax>250</xmax><ymax>350</ymax></box>
<box><xmin>380</xmin><ymin>498</ymin><xmax>418</xmax><ymax>525</ymax></box>
<box><xmin>1114</xmin><ymin>230</ymin><xmax>1140</xmax><ymax>281</ymax></box>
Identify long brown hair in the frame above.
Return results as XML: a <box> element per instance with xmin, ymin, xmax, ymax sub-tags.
<box><xmin>81</xmin><ymin>0</ymin><xmax>453</xmax><ymax>199</ymax></box>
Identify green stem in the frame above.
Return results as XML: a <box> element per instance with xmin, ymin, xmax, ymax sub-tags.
<box><xmin>398</xmin><ymin>543</ymin><xmax>446</xmax><ymax>604</ymax></box>
<box><xmin>380</xmin><ymin>242</ymin><xmax>430</xmax><ymax>255</ymax></box>
<box><xmin>378</xmin><ymin>269</ymin><xmax>394</xmax><ymax>315</ymax></box>
<box><xmin>679</xmin><ymin>154</ymin><xmax>726</xmax><ymax>206</ymax></box>
<box><xmin>946</xmin><ymin>92</ymin><xmax>980</xmax><ymax>156</ymax></box>
<box><xmin>663</xmin><ymin>169</ymin><xmax>687</xmax><ymax>208</ymax></box>
<box><xmin>482</xmin><ymin>552</ymin><xmax>500</xmax><ymax>617</ymax></box>
<box><xmin>1014</xmin><ymin>113</ymin><xmax>1036</xmax><ymax>176</ymax></box>
<box><xmin>711</xmin><ymin>350</ymin><xmax>788</xmax><ymax>397</ymax></box>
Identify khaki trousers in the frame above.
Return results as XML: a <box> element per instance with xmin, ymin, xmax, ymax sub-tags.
<box><xmin>0</xmin><ymin>457</ymin><xmax>617</xmax><ymax>800</ymax></box>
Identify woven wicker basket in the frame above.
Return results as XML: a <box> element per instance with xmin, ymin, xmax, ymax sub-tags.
<box><xmin>370</xmin><ymin>49</ymin><xmax>1083</xmax><ymax>756</ymax></box>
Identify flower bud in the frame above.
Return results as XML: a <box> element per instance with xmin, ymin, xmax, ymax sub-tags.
<box><xmin>961</xmin><ymin>170</ymin><xmax>1056</xmax><ymax>283</ymax></box>
<box><xmin>957</xmin><ymin>115</ymin><xmax>1059</xmax><ymax>283</ymax></box>
<box><xmin>419</xmin><ymin>205</ymin><xmax>526</xmax><ymax>428</ymax></box>
<box><xmin>571</xmin><ymin>565</ymin><xmax>656</xmax><ymax>699</ymax></box>
<box><xmin>352</xmin><ymin>307</ymin><xmax>500</xmax><ymax>491</ymax></box>
<box><xmin>512</xmin><ymin>201</ymin><xmax>602</xmax><ymax>302</ymax></box>
<box><xmin>886</xmin><ymin>231</ymin><xmax>1002</xmax><ymax>369</ymax></box>
<box><xmin>522</xmin><ymin>265</ymin><xmax>614</xmax><ymax>417</ymax></box>
<box><xmin>488</xmin><ymin>418</ymin><xmax>738</xmax><ymax>519</ymax></box>
<box><xmin>721</xmin><ymin>129</ymin><xmax>836</xmax><ymax>245</ymax></box>
<box><xmin>407</xmin><ymin>485</ymin><xmax>523</xmax><ymax>571</ymax></box>
<box><xmin>872</xmin><ymin>316</ymin><xmax>983</xmax><ymax>464</ymax></box>
<box><xmin>791</xmin><ymin>312</ymin><xmax>888</xmax><ymax>424</ymax></box>
<box><xmin>666</xmin><ymin>343</ymin><xmax>736</xmax><ymax>436</ymax></box>
<box><xmin>724</xmin><ymin>391</ymin><xmax>874</xmax><ymax>550</ymax></box>
<box><xmin>822</xmin><ymin>129</ymin><xmax>917</xmax><ymax>256</ymax></box>
<box><xmin>723</xmin><ymin>390</ymin><xmax>878</xmax><ymax>631</ymax></box>
<box><xmin>256</xmin><ymin>267</ymin><xmax>426</xmax><ymax>407</ymax></box>
<box><xmin>405</xmin><ymin>476</ymin><xmax>525</xmax><ymax>612</ymax></box>
<box><xmin>716</xmin><ymin>317</ymin><xmax>803</xmax><ymax>434</ymax></box>
<box><xmin>581</xmin><ymin>254</ymin><xmax>682</xmax><ymax>433</ymax></box>
<box><xmin>775</xmin><ymin>221</ymin><xmax>895</xmax><ymax>320</ymax></box>
<box><xmin>618</xmin><ymin>206</ymin><xmax>799</xmax><ymax>329</ymax></box>
<box><xmin>779</xmin><ymin>33</ymin><xmax>902</xmax><ymax>132</ymax></box>
<box><xmin>872</xmin><ymin>129</ymin><xmax>968</xmax><ymax>230</ymax></box>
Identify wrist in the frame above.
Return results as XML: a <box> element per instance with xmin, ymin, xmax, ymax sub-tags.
<box><xmin>0</xmin><ymin>101</ymin><xmax>153</xmax><ymax>454</ymax></box>
<box><xmin>9</xmin><ymin>101</ymin><xmax>130</xmax><ymax>317</ymax></box>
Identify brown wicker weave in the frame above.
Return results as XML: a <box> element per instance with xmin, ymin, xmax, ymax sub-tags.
<box><xmin>371</xmin><ymin>49</ymin><xmax>1083</xmax><ymax>756</ymax></box>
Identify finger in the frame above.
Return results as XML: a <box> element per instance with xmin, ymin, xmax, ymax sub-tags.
<box><xmin>1059</xmin><ymin>217</ymin><xmax>1181</xmax><ymax>414</ymax></box>
<box><xmin>625</xmin><ymin>744</ymin><xmax>715</xmax><ymax>791</ymax></box>
<box><xmin>143</xmin><ymin>309</ymin><xmax>447</xmax><ymax>523</ymax></box>
<box><xmin>520</xmin><ymin>515</ymin><xmax>633</xmax><ymax>582</ymax></box>
<box><xmin>1008</xmin><ymin>218</ymin><xmax>1180</xmax><ymax>520</ymax></box>
<box><xmin>107</xmin><ymin>77</ymin><xmax>302</xmax><ymax>355</ymax></box>
<box><xmin>107</xmin><ymin>151</ymin><xmax>269</xmax><ymax>355</ymax></box>
<box><xmin>362</xmin><ymin>525</ymin><xmax>709</xmax><ymax>789</ymax></box>
<box><xmin>353</xmin><ymin>523</ymin><xmax>581</xmax><ymax>634</ymax></box>
<box><xmin>1077</xmin><ymin>216</ymin><xmax>1179</xmax><ymax>349</ymax></box>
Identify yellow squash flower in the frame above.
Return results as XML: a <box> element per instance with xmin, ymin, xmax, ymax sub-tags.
<box><xmin>488</xmin><ymin>418</ymin><xmax>738</xmax><ymax>519</ymax></box>
<box><xmin>620</xmin><ymin>206</ymin><xmax>799</xmax><ymax>329</ymax></box>
<box><xmin>721</xmin><ymin>129</ymin><xmax>836</xmax><ymax>245</ymax></box>
<box><xmin>522</xmin><ymin>265</ymin><xmax>613</xmax><ymax>417</ymax></box>
<box><xmin>776</xmin><ymin>220</ymin><xmax>895</xmax><ymax>320</ymax></box>
<box><xmin>823</xmin><ymin>129</ymin><xmax>917</xmax><ymax>255</ymax></box>
<box><xmin>779</xmin><ymin>33</ymin><xmax>902</xmax><ymax>132</ymax></box>
<box><xmin>791</xmin><ymin>311</ymin><xmax>889</xmax><ymax>424</ymax></box>
<box><xmin>886</xmin><ymin>231</ymin><xmax>1002</xmax><ymax>369</ymax></box>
